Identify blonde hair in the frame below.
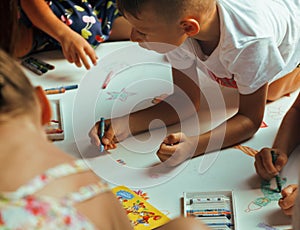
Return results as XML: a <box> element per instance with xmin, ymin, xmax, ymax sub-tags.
<box><xmin>117</xmin><ymin>0</ymin><xmax>215</xmax><ymax>22</ymax></box>
<box><xmin>0</xmin><ymin>49</ymin><xmax>36</xmax><ymax>121</ymax></box>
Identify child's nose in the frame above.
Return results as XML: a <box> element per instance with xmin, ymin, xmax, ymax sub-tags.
<box><xmin>130</xmin><ymin>29</ymin><xmax>144</xmax><ymax>42</ymax></box>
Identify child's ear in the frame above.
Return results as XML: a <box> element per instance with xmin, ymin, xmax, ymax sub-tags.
<box><xmin>180</xmin><ymin>18</ymin><xmax>201</xmax><ymax>36</ymax></box>
<box><xmin>35</xmin><ymin>86</ymin><xmax>52</xmax><ymax>125</ymax></box>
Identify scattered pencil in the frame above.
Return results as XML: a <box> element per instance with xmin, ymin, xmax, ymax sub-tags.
<box><xmin>44</xmin><ymin>85</ymin><xmax>78</xmax><ymax>95</ymax></box>
<box><xmin>21</xmin><ymin>57</ymin><xmax>55</xmax><ymax>75</ymax></box>
<box><xmin>102</xmin><ymin>71</ymin><xmax>113</xmax><ymax>89</ymax></box>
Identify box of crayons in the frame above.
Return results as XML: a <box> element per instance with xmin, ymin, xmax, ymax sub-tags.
<box><xmin>44</xmin><ymin>99</ymin><xmax>64</xmax><ymax>141</ymax></box>
<box><xmin>21</xmin><ymin>56</ymin><xmax>55</xmax><ymax>75</ymax></box>
<box><xmin>183</xmin><ymin>191</ymin><xmax>237</xmax><ymax>230</ymax></box>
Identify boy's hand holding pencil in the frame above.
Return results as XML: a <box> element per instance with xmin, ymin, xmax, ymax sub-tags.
<box><xmin>254</xmin><ymin>148</ymin><xmax>288</xmax><ymax>181</ymax></box>
<box><xmin>89</xmin><ymin>115</ymin><xmax>131</xmax><ymax>151</ymax></box>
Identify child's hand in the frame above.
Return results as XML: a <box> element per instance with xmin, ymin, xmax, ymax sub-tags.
<box><xmin>60</xmin><ymin>30</ymin><xmax>98</xmax><ymax>70</ymax></box>
<box><xmin>254</xmin><ymin>148</ymin><xmax>288</xmax><ymax>180</ymax></box>
<box><xmin>278</xmin><ymin>184</ymin><xmax>298</xmax><ymax>216</ymax></box>
<box><xmin>88</xmin><ymin>116</ymin><xmax>131</xmax><ymax>150</ymax></box>
<box><xmin>157</xmin><ymin>132</ymin><xmax>197</xmax><ymax>167</ymax></box>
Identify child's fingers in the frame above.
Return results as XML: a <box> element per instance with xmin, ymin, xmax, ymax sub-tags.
<box><xmin>157</xmin><ymin>141</ymin><xmax>187</xmax><ymax>167</ymax></box>
<box><xmin>85</xmin><ymin>46</ymin><xmax>98</xmax><ymax>66</ymax></box>
<box><xmin>104</xmin><ymin>141</ymin><xmax>117</xmax><ymax>150</ymax></box>
<box><xmin>279</xmin><ymin>195</ymin><xmax>295</xmax><ymax>216</ymax></box>
<box><xmin>77</xmin><ymin>48</ymin><xmax>90</xmax><ymax>70</ymax></box>
<box><xmin>278</xmin><ymin>185</ymin><xmax>298</xmax><ymax>215</ymax></box>
<box><xmin>65</xmin><ymin>51</ymin><xmax>74</xmax><ymax>64</ymax></box>
<box><xmin>281</xmin><ymin>184</ymin><xmax>296</xmax><ymax>198</ymax></box>
<box><xmin>260</xmin><ymin>150</ymin><xmax>278</xmax><ymax>175</ymax></box>
<box><xmin>158</xmin><ymin>143</ymin><xmax>177</xmax><ymax>154</ymax></box>
<box><xmin>88</xmin><ymin>123</ymin><xmax>101</xmax><ymax>146</ymax></box>
<box><xmin>74</xmin><ymin>53</ymin><xmax>82</xmax><ymax>68</ymax></box>
<box><xmin>254</xmin><ymin>155</ymin><xmax>271</xmax><ymax>180</ymax></box>
<box><xmin>281</xmin><ymin>184</ymin><xmax>298</xmax><ymax>198</ymax></box>
<box><xmin>274</xmin><ymin>153</ymin><xmax>288</xmax><ymax>171</ymax></box>
<box><xmin>156</xmin><ymin>150</ymin><xmax>178</xmax><ymax>166</ymax></box>
<box><xmin>102</xmin><ymin>123</ymin><xmax>116</xmax><ymax>145</ymax></box>
<box><xmin>69</xmin><ymin>49</ymin><xmax>79</xmax><ymax>65</ymax></box>
<box><xmin>164</xmin><ymin>133</ymin><xmax>182</xmax><ymax>145</ymax></box>
<box><xmin>157</xmin><ymin>142</ymin><xmax>176</xmax><ymax>162</ymax></box>
<box><xmin>157</xmin><ymin>152</ymin><xmax>169</xmax><ymax>162</ymax></box>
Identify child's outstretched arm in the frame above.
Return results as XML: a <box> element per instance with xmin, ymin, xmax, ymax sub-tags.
<box><xmin>89</xmin><ymin>66</ymin><xmax>201</xmax><ymax>149</ymax></box>
<box><xmin>272</xmin><ymin>92</ymin><xmax>300</xmax><ymax>154</ymax></box>
<box><xmin>158</xmin><ymin>83</ymin><xmax>269</xmax><ymax>166</ymax></box>
<box><xmin>254</xmin><ymin>92</ymin><xmax>300</xmax><ymax>179</ymax></box>
<box><xmin>20</xmin><ymin>0</ymin><xmax>98</xmax><ymax>69</ymax></box>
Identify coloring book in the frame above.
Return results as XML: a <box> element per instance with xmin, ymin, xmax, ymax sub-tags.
<box><xmin>112</xmin><ymin>186</ymin><xmax>170</xmax><ymax>229</ymax></box>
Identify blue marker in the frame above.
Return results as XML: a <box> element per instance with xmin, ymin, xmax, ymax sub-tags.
<box><xmin>64</xmin><ymin>84</ymin><xmax>78</xmax><ymax>90</ymax></box>
<box><xmin>99</xmin><ymin>117</ymin><xmax>105</xmax><ymax>152</ymax></box>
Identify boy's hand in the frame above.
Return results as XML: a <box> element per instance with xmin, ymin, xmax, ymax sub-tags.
<box><xmin>278</xmin><ymin>184</ymin><xmax>298</xmax><ymax>216</ymax></box>
<box><xmin>157</xmin><ymin>132</ymin><xmax>197</xmax><ymax>167</ymax></box>
<box><xmin>60</xmin><ymin>30</ymin><xmax>98</xmax><ymax>70</ymax></box>
<box><xmin>254</xmin><ymin>148</ymin><xmax>288</xmax><ymax>180</ymax></box>
<box><xmin>88</xmin><ymin>116</ymin><xmax>131</xmax><ymax>151</ymax></box>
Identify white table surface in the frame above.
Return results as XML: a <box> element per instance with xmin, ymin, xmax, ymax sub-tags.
<box><xmin>22</xmin><ymin>41</ymin><xmax>299</xmax><ymax>230</ymax></box>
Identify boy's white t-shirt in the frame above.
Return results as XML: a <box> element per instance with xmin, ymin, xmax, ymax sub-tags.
<box><xmin>166</xmin><ymin>0</ymin><xmax>300</xmax><ymax>95</ymax></box>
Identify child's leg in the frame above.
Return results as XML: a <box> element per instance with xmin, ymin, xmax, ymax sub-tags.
<box><xmin>267</xmin><ymin>65</ymin><xmax>300</xmax><ymax>101</ymax></box>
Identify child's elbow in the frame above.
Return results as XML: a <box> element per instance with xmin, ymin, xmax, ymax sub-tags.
<box><xmin>240</xmin><ymin>116</ymin><xmax>262</xmax><ymax>139</ymax></box>
<box><xmin>248</xmin><ymin>119</ymin><xmax>262</xmax><ymax>137</ymax></box>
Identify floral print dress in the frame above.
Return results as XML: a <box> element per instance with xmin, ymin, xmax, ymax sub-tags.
<box><xmin>0</xmin><ymin>159</ymin><xmax>110</xmax><ymax>229</ymax></box>
<box><xmin>19</xmin><ymin>0</ymin><xmax>120</xmax><ymax>52</ymax></box>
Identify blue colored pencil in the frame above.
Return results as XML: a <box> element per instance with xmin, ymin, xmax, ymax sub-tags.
<box><xmin>99</xmin><ymin>117</ymin><xmax>105</xmax><ymax>152</ymax></box>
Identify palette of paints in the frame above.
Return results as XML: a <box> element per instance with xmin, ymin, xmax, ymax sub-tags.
<box><xmin>44</xmin><ymin>99</ymin><xmax>64</xmax><ymax>141</ymax></box>
<box><xmin>183</xmin><ymin>191</ymin><xmax>237</xmax><ymax>230</ymax></box>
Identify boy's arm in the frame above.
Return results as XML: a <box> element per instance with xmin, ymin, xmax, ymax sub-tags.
<box><xmin>254</xmin><ymin>93</ymin><xmax>300</xmax><ymax>180</ymax></box>
<box><xmin>89</xmin><ymin>65</ymin><xmax>200</xmax><ymax>148</ymax></box>
<box><xmin>273</xmin><ymin>92</ymin><xmax>300</xmax><ymax>155</ymax></box>
<box><xmin>129</xmin><ymin>66</ymin><xmax>201</xmax><ymax>134</ymax></box>
<box><xmin>194</xmin><ymin>83</ymin><xmax>268</xmax><ymax>155</ymax></box>
<box><xmin>20</xmin><ymin>0</ymin><xmax>97</xmax><ymax>69</ymax></box>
